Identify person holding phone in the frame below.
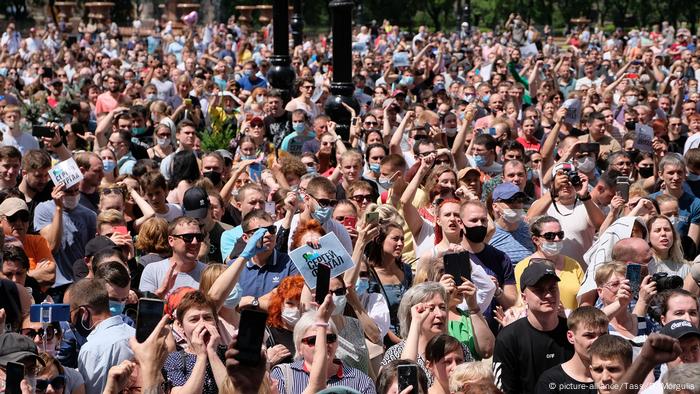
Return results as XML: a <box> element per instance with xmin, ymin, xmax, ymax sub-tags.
<box><xmin>162</xmin><ymin>290</ymin><xmax>228</xmax><ymax>394</ymax></box>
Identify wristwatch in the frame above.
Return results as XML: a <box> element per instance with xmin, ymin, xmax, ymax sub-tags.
<box><xmin>251</xmin><ymin>297</ymin><xmax>260</xmax><ymax>308</ymax></box>
<box><xmin>579</xmin><ymin>193</ymin><xmax>591</xmax><ymax>201</ymax></box>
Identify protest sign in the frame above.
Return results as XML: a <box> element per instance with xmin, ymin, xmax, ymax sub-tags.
<box><xmin>634</xmin><ymin>123</ymin><xmax>654</xmax><ymax>152</ymax></box>
<box><xmin>392</xmin><ymin>52</ymin><xmax>410</xmax><ymax>67</ymax></box>
<box><xmin>49</xmin><ymin>158</ymin><xmax>84</xmax><ymax>189</ymax></box>
<box><xmin>289</xmin><ymin>232</ymin><xmax>355</xmax><ymax>289</ymax></box>
<box><xmin>479</xmin><ymin>63</ymin><xmax>493</xmax><ymax>81</ymax></box>
<box><xmin>563</xmin><ymin>99</ymin><xmax>582</xmax><ymax>125</ymax></box>
<box><xmin>519</xmin><ymin>43</ymin><xmax>538</xmax><ymax>58</ymax></box>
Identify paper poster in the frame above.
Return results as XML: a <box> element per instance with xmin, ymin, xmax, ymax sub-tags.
<box><xmin>479</xmin><ymin>63</ymin><xmax>493</xmax><ymax>81</ymax></box>
<box><xmin>519</xmin><ymin>43</ymin><xmax>539</xmax><ymax>58</ymax></box>
<box><xmin>563</xmin><ymin>98</ymin><xmax>582</xmax><ymax>125</ymax></box>
<box><xmin>393</xmin><ymin>52</ymin><xmax>410</xmax><ymax>67</ymax></box>
<box><xmin>49</xmin><ymin>158</ymin><xmax>84</xmax><ymax>188</ymax></box>
<box><xmin>352</xmin><ymin>42</ymin><xmax>368</xmax><ymax>54</ymax></box>
<box><xmin>289</xmin><ymin>232</ymin><xmax>355</xmax><ymax>289</ymax></box>
<box><xmin>634</xmin><ymin>123</ymin><xmax>654</xmax><ymax>152</ymax></box>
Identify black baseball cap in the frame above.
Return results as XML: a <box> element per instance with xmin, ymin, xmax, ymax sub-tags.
<box><xmin>183</xmin><ymin>187</ymin><xmax>210</xmax><ymax>220</ymax></box>
<box><xmin>85</xmin><ymin>236</ymin><xmax>118</xmax><ymax>257</ymax></box>
<box><xmin>660</xmin><ymin>320</ymin><xmax>700</xmax><ymax>340</ymax></box>
<box><xmin>0</xmin><ymin>332</ymin><xmax>45</xmax><ymax>367</ymax></box>
<box><xmin>520</xmin><ymin>262</ymin><xmax>560</xmax><ymax>291</ymax></box>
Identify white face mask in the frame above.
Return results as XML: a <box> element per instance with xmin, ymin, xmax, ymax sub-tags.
<box><xmin>576</xmin><ymin>156</ymin><xmax>596</xmax><ymax>173</ymax></box>
<box><xmin>332</xmin><ymin>294</ymin><xmax>347</xmax><ymax>316</ymax></box>
<box><xmin>541</xmin><ymin>241</ymin><xmax>563</xmax><ymax>256</ymax></box>
<box><xmin>281</xmin><ymin>307</ymin><xmax>300</xmax><ymax>326</ymax></box>
<box><xmin>62</xmin><ymin>195</ymin><xmax>80</xmax><ymax>210</ymax></box>
<box><xmin>157</xmin><ymin>137</ymin><xmax>171</xmax><ymax>147</ymax></box>
<box><xmin>501</xmin><ymin>208</ymin><xmax>524</xmax><ymax>224</ymax></box>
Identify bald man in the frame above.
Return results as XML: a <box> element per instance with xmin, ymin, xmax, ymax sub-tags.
<box><xmin>578</xmin><ymin>238</ymin><xmax>652</xmax><ymax>306</ymax></box>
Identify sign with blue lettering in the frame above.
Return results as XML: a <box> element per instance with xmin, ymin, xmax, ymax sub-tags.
<box><xmin>49</xmin><ymin>158</ymin><xmax>84</xmax><ymax>188</ymax></box>
<box><xmin>289</xmin><ymin>232</ymin><xmax>355</xmax><ymax>289</ymax></box>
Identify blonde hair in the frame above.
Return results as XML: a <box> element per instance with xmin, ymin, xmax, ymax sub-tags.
<box><xmin>199</xmin><ymin>264</ymin><xmax>227</xmax><ymax>296</ymax></box>
<box><xmin>449</xmin><ymin>361</ymin><xmax>495</xmax><ymax>393</ymax></box>
<box><xmin>364</xmin><ymin>203</ymin><xmax>406</xmax><ymax>228</ymax></box>
<box><xmin>97</xmin><ymin>209</ymin><xmax>126</xmax><ymax>229</ymax></box>
<box><xmin>594</xmin><ymin>261</ymin><xmax>628</xmax><ymax>286</ymax></box>
<box><xmin>414</xmin><ymin>258</ymin><xmax>444</xmax><ymax>285</ymax></box>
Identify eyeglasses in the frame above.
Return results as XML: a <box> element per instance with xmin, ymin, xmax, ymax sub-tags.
<box><xmin>309</xmin><ymin>195</ymin><xmax>338</xmax><ymax>208</ymax></box>
<box><xmin>363</xmin><ymin>121</ymin><xmax>378</xmax><ymax>126</ymax></box>
<box><xmin>21</xmin><ymin>326</ymin><xmax>55</xmax><ymax>340</ymax></box>
<box><xmin>537</xmin><ymin>231</ymin><xmax>565</xmax><ymax>241</ymax></box>
<box><xmin>417</xmin><ymin>150</ymin><xmax>437</xmax><ymax>158</ymax></box>
<box><xmin>244</xmin><ymin>225</ymin><xmax>277</xmax><ymax>236</ymax></box>
<box><xmin>330</xmin><ymin>288</ymin><xmax>347</xmax><ymax>296</ymax></box>
<box><xmin>7</xmin><ymin>210</ymin><xmax>29</xmax><ymax>223</ymax></box>
<box><xmin>351</xmin><ymin>194</ymin><xmax>372</xmax><ymax>203</ymax></box>
<box><xmin>670</xmin><ymin>123</ymin><xmax>681</xmax><ymax>127</ymax></box>
<box><xmin>301</xmin><ymin>333</ymin><xmax>338</xmax><ymax>346</ymax></box>
<box><xmin>36</xmin><ymin>375</ymin><xmax>66</xmax><ymax>392</ymax></box>
<box><xmin>301</xmin><ymin>85</ymin><xmax>314</xmax><ymax>90</ymax></box>
<box><xmin>435</xmin><ymin>158</ymin><xmax>451</xmax><ymax>165</ymax></box>
<box><xmin>171</xmin><ymin>233</ymin><xmax>205</xmax><ymax>243</ymax></box>
<box><xmin>101</xmin><ymin>187</ymin><xmax>124</xmax><ymax>196</ymax></box>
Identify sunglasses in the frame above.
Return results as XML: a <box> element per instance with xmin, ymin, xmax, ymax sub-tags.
<box><xmin>364</xmin><ymin>121</ymin><xmax>378</xmax><ymax>126</ymax></box>
<box><xmin>245</xmin><ymin>225</ymin><xmax>277</xmax><ymax>236</ymax></box>
<box><xmin>171</xmin><ymin>233</ymin><xmax>205</xmax><ymax>243</ymax></box>
<box><xmin>435</xmin><ymin>158</ymin><xmax>451</xmax><ymax>166</ymax></box>
<box><xmin>301</xmin><ymin>333</ymin><xmax>338</xmax><ymax>346</ymax></box>
<box><xmin>21</xmin><ymin>326</ymin><xmax>56</xmax><ymax>339</ymax></box>
<box><xmin>538</xmin><ymin>231</ymin><xmax>565</xmax><ymax>241</ymax></box>
<box><xmin>330</xmin><ymin>288</ymin><xmax>347</xmax><ymax>296</ymax></box>
<box><xmin>7</xmin><ymin>210</ymin><xmax>29</xmax><ymax>223</ymax></box>
<box><xmin>101</xmin><ymin>187</ymin><xmax>124</xmax><ymax>196</ymax></box>
<box><xmin>36</xmin><ymin>375</ymin><xmax>66</xmax><ymax>392</ymax></box>
<box><xmin>310</xmin><ymin>195</ymin><xmax>338</xmax><ymax>208</ymax></box>
<box><xmin>351</xmin><ymin>194</ymin><xmax>372</xmax><ymax>203</ymax></box>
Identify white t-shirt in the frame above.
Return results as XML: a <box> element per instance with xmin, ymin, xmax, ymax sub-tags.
<box><xmin>156</xmin><ymin>203</ymin><xmax>184</xmax><ymax>222</ymax></box>
<box><xmin>684</xmin><ymin>133</ymin><xmax>700</xmax><ymax>154</ymax></box>
<box><xmin>546</xmin><ymin>200</ymin><xmax>595</xmax><ymax>265</ymax></box>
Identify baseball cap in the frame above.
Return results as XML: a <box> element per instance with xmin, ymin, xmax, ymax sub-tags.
<box><xmin>457</xmin><ymin>167</ymin><xmax>481</xmax><ymax>182</ymax></box>
<box><xmin>85</xmin><ymin>236</ymin><xmax>118</xmax><ymax>257</ymax></box>
<box><xmin>215</xmin><ymin>149</ymin><xmax>233</xmax><ymax>165</ymax></box>
<box><xmin>0</xmin><ymin>198</ymin><xmax>29</xmax><ymax>217</ymax></box>
<box><xmin>183</xmin><ymin>187</ymin><xmax>210</xmax><ymax>220</ymax></box>
<box><xmin>660</xmin><ymin>319</ymin><xmax>700</xmax><ymax>340</ymax></box>
<box><xmin>392</xmin><ymin>89</ymin><xmax>406</xmax><ymax>97</ymax></box>
<box><xmin>520</xmin><ymin>262</ymin><xmax>560</xmax><ymax>291</ymax></box>
<box><xmin>433</xmin><ymin>84</ymin><xmax>446</xmax><ymax>94</ymax></box>
<box><xmin>0</xmin><ymin>332</ymin><xmax>45</xmax><ymax>367</ymax></box>
<box><xmin>492</xmin><ymin>183</ymin><xmax>527</xmax><ymax>202</ymax></box>
<box><xmin>250</xmin><ymin>116</ymin><xmax>264</xmax><ymax>126</ymax></box>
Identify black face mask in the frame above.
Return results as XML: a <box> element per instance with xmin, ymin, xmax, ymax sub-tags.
<box><xmin>203</xmin><ymin>171</ymin><xmax>222</xmax><ymax>186</ymax></box>
<box><xmin>463</xmin><ymin>225</ymin><xmax>487</xmax><ymax>243</ymax></box>
<box><xmin>71</xmin><ymin>308</ymin><xmax>93</xmax><ymax>338</ymax></box>
<box><xmin>625</xmin><ymin>121</ymin><xmax>636</xmax><ymax>131</ymax></box>
<box><xmin>638</xmin><ymin>166</ymin><xmax>654</xmax><ymax>178</ymax></box>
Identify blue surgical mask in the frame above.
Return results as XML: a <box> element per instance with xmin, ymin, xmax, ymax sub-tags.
<box><xmin>355</xmin><ymin>278</ymin><xmax>370</xmax><ymax>295</ymax></box>
<box><xmin>306</xmin><ymin>166</ymin><xmax>317</xmax><ymax>174</ymax></box>
<box><xmin>241</xmin><ymin>154</ymin><xmax>257</xmax><ymax>161</ymax></box>
<box><xmin>481</xmin><ymin>94</ymin><xmax>490</xmax><ymax>104</ymax></box>
<box><xmin>312</xmin><ymin>205</ymin><xmax>332</xmax><ymax>224</ymax></box>
<box><xmin>146</xmin><ymin>93</ymin><xmax>157</xmax><ymax>101</ymax></box>
<box><xmin>378</xmin><ymin>177</ymin><xmax>393</xmax><ymax>190</ymax></box>
<box><xmin>243</xmin><ymin>69</ymin><xmax>253</xmax><ymax>78</ymax></box>
<box><xmin>292</xmin><ymin>122</ymin><xmax>305</xmax><ymax>133</ymax></box>
<box><xmin>474</xmin><ymin>155</ymin><xmax>487</xmax><ymax>168</ymax></box>
<box><xmin>369</xmin><ymin>163</ymin><xmax>380</xmax><ymax>173</ymax></box>
<box><xmin>109</xmin><ymin>300</ymin><xmax>125</xmax><ymax>316</ymax></box>
<box><xmin>103</xmin><ymin>159</ymin><xmax>117</xmax><ymax>172</ymax></box>
<box><xmin>400</xmin><ymin>76</ymin><xmax>414</xmax><ymax>85</ymax></box>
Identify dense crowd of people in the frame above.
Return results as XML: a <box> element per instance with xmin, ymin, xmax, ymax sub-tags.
<box><xmin>1</xmin><ymin>10</ymin><xmax>700</xmax><ymax>394</ymax></box>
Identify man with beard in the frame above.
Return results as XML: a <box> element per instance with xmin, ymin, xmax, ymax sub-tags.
<box><xmin>17</xmin><ymin>150</ymin><xmax>53</xmax><ymax>230</ymax></box>
<box><xmin>95</xmin><ymin>73</ymin><xmax>125</xmax><ymax>119</ymax></box>
<box><xmin>263</xmin><ymin>89</ymin><xmax>292</xmax><ymax>147</ymax></box>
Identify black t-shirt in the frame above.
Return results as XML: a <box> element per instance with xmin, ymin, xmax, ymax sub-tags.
<box><xmin>79</xmin><ymin>191</ymin><xmax>100</xmax><ymax>213</ymax></box>
<box><xmin>265</xmin><ymin>326</ymin><xmax>295</xmax><ymax>366</ymax></box>
<box><xmin>493</xmin><ymin>316</ymin><xmax>574</xmax><ymax>394</ymax></box>
<box><xmin>27</xmin><ymin>183</ymin><xmax>53</xmax><ymax>234</ymax></box>
<box><xmin>534</xmin><ymin>364</ymin><xmax>597</xmax><ymax>394</ymax></box>
<box><xmin>206</xmin><ymin>221</ymin><xmax>227</xmax><ymax>264</ymax></box>
<box><xmin>264</xmin><ymin>111</ymin><xmax>291</xmax><ymax>147</ymax></box>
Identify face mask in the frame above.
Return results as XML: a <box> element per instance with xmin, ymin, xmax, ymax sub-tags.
<box><xmin>72</xmin><ymin>308</ymin><xmax>93</xmax><ymax>337</ymax></box>
<box><xmin>132</xmin><ymin>126</ymin><xmax>147</xmax><ymax>136</ymax></box>
<box><xmin>241</xmin><ymin>154</ymin><xmax>257</xmax><ymax>161</ymax></box>
<box><xmin>400</xmin><ymin>76</ymin><xmax>414</xmax><ymax>85</ymax></box>
<box><xmin>638</xmin><ymin>166</ymin><xmax>654</xmax><ymax>178</ymax></box>
<box><xmin>369</xmin><ymin>163</ymin><xmax>380</xmax><ymax>173</ymax></box>
<box><xmin>541</xmin><ymin>241</ymin><xmax>563</xmax><ymax>256</ymax></box>
<box><xmin>281</xmin><ymin>307</ymin><xmax>300</xmax><ymax>326</ymax></box>
<box><xmin>62</xmin><ymin>195</ymin><xmax>80</xmax><ymax>210</ymax></box>
<box><xmin>103</xmin><ymin>159</ymin><xmax>117</xmax><ymax>172</ymax></box>
<box><xmin>378</xmin><ymin>177</ymin><xmax>393</xmax><ymax>190</ymax></box>
<box><xmin>669</xmin><ymin>215</ymin><xmax>680</xmax><ymax>226</ymax></box>
<box><xmin>481</xmin><ymin>94</ymin><xmax>490</xmax><ymax>104</ymax></box>
<box><xmin>687</xmin><ymin>172</ymin><xmax>700</xmax><ymax>182</ymax></box>
<box><xmin>292</xmin><ymin>122</ymin><xmax>305</xmax><ymax>133</ymax></box>
<box><xmin>243</xmin><ymin>69</ymin><xmax>253</xmax><ymax>78</ymax></box>
<box><xmin>576</xmin><ymin>156</ymin><xmax>596</xmax><ymax>173</ymax></box>
<box><xmin>256</xmin><ymin>95</ymin><xmax>265</xmax><ymax>104</ymax></box>
<box><xmin>146</xmin><ymin>93</ymin><xmax>157</xmax><ymax>101</ymax></box>
<box><xmin>332</xmin><ymin>294</ymin><xmax>347</xmax><ymax>315</ymax></box>
<box><xmin>355</xmin><ymin>278</ymin><xmax>370</xmax><ymax>296</ymax></box>
<box><xmin>109</xmin><ymin>300</ymin><xmax>125</xmax><ymax>316</ymax></box>
<box><xmin>157</xmin><ymin>137</ymin><xmax>171</xmax><ymax>146</ymax></box>
<box><xmin>626</xmin><ymin>96</ymin><xmax>638</xmax><ymax>106</ymax></box>
<box><xmin>203</xmin><ymin>170</ymin><xmax>222</xmax><ymax>185</ymax></box>
<box><xmin>312</xmin><ymin>205</ymin><xmax>332</xmax><ymax>224</ymax></box>
<box><xmin>463</xmin><ymin>225</ymin><xmax>487</xmax><ymax>243</ymax></box>
<box><xmin>465</xmin><ymin>94</ymin><xmax>475</xmax><ymax>103</ymax></box>
<box><xmin>625</xmin><ymin>121</ymin><xmax>636</xmax><ymax>131</ymax></box>
<box><xmin>474</xmin><ymin>155</ymin><xmax>487</xmax><ymax>168</ymax></box>
<box><xmin>306</xmin><ymin>166</ymin><xmax>317</xmax><ymax>174</ymax></box>
<box><xmin>354</xmin><ymin>88</ymin><xmax>364</xmax><ymax>96</ymax></box>
<box><xmin>322</xmin><ymin>66</ymin><xmax>329</xmax><ymax>73</ymax></box>
<box><xmin>151</xmin><ymin>113</ymin><xmax>159</xmax><ymax>123</ymax></box>
<box><xmin>444</xmin><ymin>126</ymin><xmax>458</xmax><ymax>137</ymax></box>
<box><xmin>501</xmin><ymin>208</ymin><xmax>524</xmax><ymax>224</ymax></box>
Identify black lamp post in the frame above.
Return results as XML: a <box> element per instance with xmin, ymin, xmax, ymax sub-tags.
<box><xmin>290</xmin><ymin>0</ymin><xmax>303</xmax><ymax>47</ymax></box>
<box><xmin>266</xmin><ymin>0</ymin><xmax>296</xmax><ymax>103</ymax></box>
<box><xmin>324</xmin><ymin>0</ymin><xmax>359</xmax><ymax>142</ymax></box>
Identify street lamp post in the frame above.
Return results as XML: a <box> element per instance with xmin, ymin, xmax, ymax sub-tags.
<box><xmin>324</xmin><ymin>0</ymin><xmax>359</xmax><ymax>141</ymax></box>
<box><xmin>290</xmin><ymin>0</ymin><xmax>303</xmax><ymax>47</ymax></box>
<box><xmin>266</xmin><ymin>0</ymin><xmax>296</xmax><ymax>103</ymax></box>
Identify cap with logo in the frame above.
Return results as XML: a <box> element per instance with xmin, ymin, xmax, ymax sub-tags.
<box><xmin>520</xmin><ymin>262</ymin><xmax>560</xmax><ymax>291</ymax></box>
<box><xmin>183</xmin><ymin>187</ymin><xmax>210</xmax><ymax>220</ymax></box>
<box><xmin>660</xmin><ymin>319</ymin><xmax>700</xmax><ymax>340</ymax></box>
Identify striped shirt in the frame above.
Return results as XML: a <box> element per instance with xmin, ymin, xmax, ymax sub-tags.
<box><xmin>270</xmin><ymin>359</ymin><xmax>376</xmax><ymax>394</ymax></box>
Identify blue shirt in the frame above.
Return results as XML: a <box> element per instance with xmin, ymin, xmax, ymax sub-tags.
<box><xmin>271</xmin><ymin>360</ymin><xmax>377</xmax><ymax>394</ymax></box>
<box><xmin>78</xmin><ymin>316</ymin><xmax>135</xmax><ymax>394</ymax></box>
<box><xmin>489</xmin><ymin>222</ymin><xmax>535</xmax><ymax>264</ymax></box>
<box><xmin>237</xmin><ymin>251</ymin><xmax>298</xmax><ymax>298</ymax></box>
<box><xmin>280</xmin><ymin>132</ymin><xmax>315</xmax><ymax>157</ymax></box>
<box><xmin>238</xmin><ymin>75</ymin><xmax>268</xmax><ymax>91</ymax></box>
<box><xmin>650</xmin><ymin>191</ymin><xmax>700</xmax><ymax>237</ymax></box>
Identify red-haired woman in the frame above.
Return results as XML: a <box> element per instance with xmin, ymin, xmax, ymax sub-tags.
<box><xmin>264</xmin><ymin>275</ymin><xmax>305</xmax><ymax>367</ymax></box>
